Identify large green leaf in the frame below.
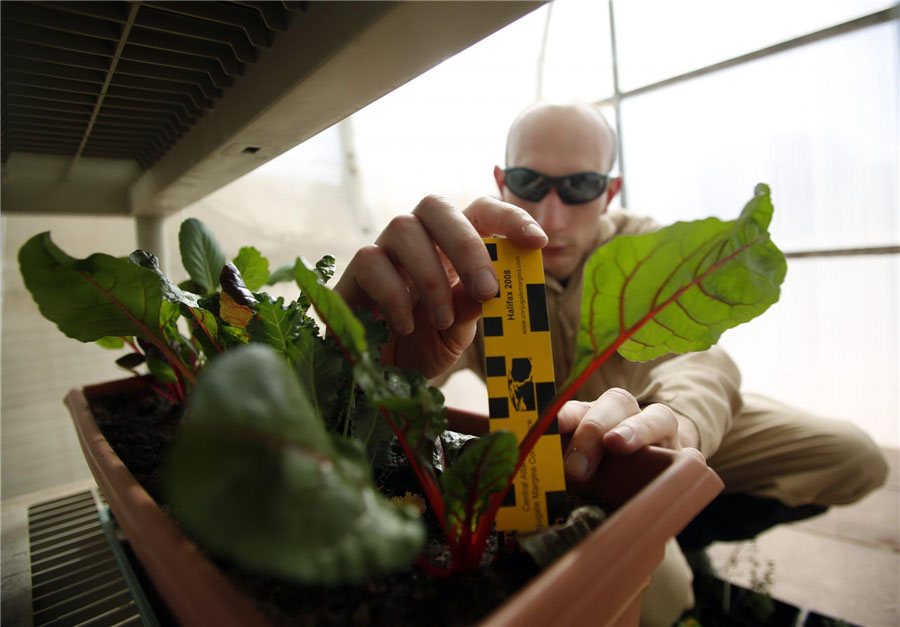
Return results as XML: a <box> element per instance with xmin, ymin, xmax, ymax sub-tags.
<box><xmin>571</xmin><ymin>183</ymin><xmax>786</xmax><ymax>381</ymax></box>
<box><xmin>18</xmin><ymin>233</ymin><xmax>165</xmax><ymax>343</ymax></box>
<box><xmin>165</xmin><ymin>344</ymin><xmax>425</xmax><ymax>584</ymax></box>
<box><xmin>178</xmin><ymin>218</ymin><xmax>225</xmax><ymax>293</ymax></box>
<box><xmin>293</xmin><ymin>258</ymin><xmax>367</xmax><ymax>360</ymax></box>
<box><xmin>441</xmin><ymin>431</ymin><xmax>518</xmax><ymax>542</ymax></box>
<box><xmin>232</xmin><ymin>246</ymin><xmax>269</xmax><ymax>291</ymax></box>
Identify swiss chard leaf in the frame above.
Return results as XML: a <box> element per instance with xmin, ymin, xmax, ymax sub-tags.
<box><xmin>571</xmin><ymin>183</ymin><xmax>786</xmax><ymax>382</ymax></box>
<box><xmin>181</xmin><ymin>305</ymin><xmax>221</xmax><ymax>359</ymax></box>
<box><xmin>314</xmin><ymin>254</ymin><xmax>336</xmax><ymax>283</ymax></box>
<box><xmin>441</xmin><ymin>430</ymin><xmax>518</xmax><ymax>543</ymax></box>
<box><xmin>266</xmin><ymin>261</ymin><xmax>296</xmax><ymax>286</ymax></box>
<box><xmin>96</xmin><ymin>336</ymin><xmax>126</xmax><ymax>349</ymax></box>
<box><xmin>217</xmin><ymin>323</ymin><xmax>250</xmax><ymax>349</ymax></box>
<box><xmin>286</xmin><ymin>331</ymin><xmax>348</xmax><ymax>431</ymax></box>
<box><xmin>165</xmin><ymin>344</ymin><xmax>425</xmax><ymax>584</ymax></box>
<box><xmin>219</xmin><ymin>292</ymin><xmax>254</xmax><ymax>329</ymax></box>
<box><xmin>19</xmin><ymin>233</ymin><xmax>165</xmax><ymax>344</ymax></box>
<box><xmin>115</xmin><ymin>352</ymin><xmax>145</xmax><ymax>369</ymax></box>
<box><xmin>146</xmin><ymin>355</ymin><xmax>178</xmax><ymax>383</ymax></box>
<box><xmin>248</xmin><ymin>296</ymin><xmax>307</xmax><ymax>352</ymax></box>
<box><xmin>179</xmin><ymin>218</ymin><xmax>226</xmax><ymax>294</ymax></box>
<box><xmin>355</xmin><ymin>355</ymin><xmax>447</xmax><ymax>459</ymax></box>
<box><xmin>293</xmin><ymin>258</ymin><xmax>367</xmax><ymax>360</ymax></box>
<box><xmin>233</xmin><ymin>246</ymin><xmax>269</xmax><ymax>291</ymax></box>
<box><xmin>129</xmin><ymin>249</ymin><xmax>200</xmax><ymax>309</ymax></box>
<box><xmin>352</xmin><ymin>399</ymin><xmax>396</xmax><ymax>470</ymax></box>
<box><xmin>219</xmin><ymin>262</ymin><xmax>256</xmax><ymax>307</ymax></box>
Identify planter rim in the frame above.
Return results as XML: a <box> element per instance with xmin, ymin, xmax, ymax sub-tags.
<box><xmin>65</xmin><ymin>379</ymin><xmax>268</xmax><ymax>627</ymax></box>
<box><xmin>67</xmin><ymin>379</ymin><xmax>724</xmax><ymax>627</ymax></box>
<box><xmin>448</xmin><ymin>407</ymin><xmax>725</xmax><ymax>626</ymax></box>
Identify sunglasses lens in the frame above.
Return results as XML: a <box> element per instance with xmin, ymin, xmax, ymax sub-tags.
<box><xmin>505</xmin><ymin>168</ymin><xmax>609</xmax><ymax>204</ymax></box>
<box><xmin>558</xmin><ymin>172</ymin><xmax>608</xmax><ymax>204</ymax></box>
<box><xmin>505</xmin><ymin>168</ymin><xmax>551</xmax><ymax>202</ymax></box>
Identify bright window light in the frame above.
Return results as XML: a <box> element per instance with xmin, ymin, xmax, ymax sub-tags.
<box><xmin>614</xmin><ymin>0</ymin><xmax>897</xmax><ymax>90</ymax></box>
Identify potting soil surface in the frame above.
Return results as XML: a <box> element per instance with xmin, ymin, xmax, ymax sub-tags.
<box><xmin>89</xmin><ymin>388</ymin><xmax>567</xmax><ymax>626</ymax></box>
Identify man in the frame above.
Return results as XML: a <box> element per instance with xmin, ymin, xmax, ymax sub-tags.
<box><xmin>335</xmin><ymin>101</ymin><xmax>888</xmax><ymax>625</ymax></box>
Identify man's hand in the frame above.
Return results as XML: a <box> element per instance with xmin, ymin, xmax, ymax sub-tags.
<box><xmin>334</xmin><ymin>195</ymin><xmax>547</xmax><ymax>379</ymax></box>
<box><xmin>558</xmin><ymin>388</ymin><xmax>700</xmax><ymax>482</ymax></box>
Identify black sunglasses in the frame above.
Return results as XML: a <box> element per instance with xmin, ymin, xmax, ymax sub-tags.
<box><xmin>504</xmin><ymin>167</ymin><xmax>610</xmax><ymax>204</ymax></box>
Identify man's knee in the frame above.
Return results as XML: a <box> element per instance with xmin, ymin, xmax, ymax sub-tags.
<box><xmin>826</xmin><ymin>421</ymin><xmax>889</xmax><ymax>504</ymax></box>
<box><xmin>784</xmin><ymin>419</ymin><xmax>889</xmax><ymax>506</ymax></box>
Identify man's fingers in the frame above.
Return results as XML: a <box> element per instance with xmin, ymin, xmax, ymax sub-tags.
<box><xmin>376</xmin><ymin>212</ymin><xmax>456</xmax><ymax>330</ymax></box>
<box><xmin>392</xmin><ymin>281</ymin><xmax>483</xmax><ymax>378</ymax></box>
<box><xmin>413</xmin><ymin>195</ymin><xmax>501</xmax><ymax>302</ymax></box>
<box><xmin>603</xmin><ymin>403</ymin><xmax>681</xmax><ymax>454</ymax></box>
<box><xmin>557</xmin><ymin>400</ymin><xmax>591</xmax><ymax>435</ymax></box>
<box><xmin>335</xmin><ymin>245</ymin><xmax>415</xmax><ymax>335</ymax></box>
<box><xmin>563</xmin><ymin>388</ymin><xmax>640</xmax><ymax>481</ymax></box>
<box><xmin>462</xmin><ymin>196</ymin><xmax>548</xmax><ymax>247</ymax></box>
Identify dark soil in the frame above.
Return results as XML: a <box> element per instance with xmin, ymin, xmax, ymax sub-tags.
<box><xmin>89</xmin><ymin>386</ymin><xmax>548</xmax><ymax>626</ymax></box>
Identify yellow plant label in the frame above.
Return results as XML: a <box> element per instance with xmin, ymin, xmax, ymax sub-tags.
<box><xmin>482</xmin><ymin>238</ymin><xmax>568</xmax><ymax>532</ymax></box>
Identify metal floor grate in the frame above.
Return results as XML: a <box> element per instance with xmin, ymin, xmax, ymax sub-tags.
<box><xmin>28</xmin><ymin>491</ymin><xmax>147</xmax><ymax>626</ymax></box>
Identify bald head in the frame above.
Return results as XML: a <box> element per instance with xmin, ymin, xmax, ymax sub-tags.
<box><xmin>505</xmin><ymin>101</ymin><xmax>617</xmax><ymax>174</ymax></box>
<box><xmin>496</xmin><ymin>101</ymin><xmax>621</xmax><ymax>281</ymax></box>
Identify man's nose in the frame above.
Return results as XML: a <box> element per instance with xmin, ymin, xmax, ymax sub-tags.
<box><xmin>534</xmin><ymin>187</ymin><xmax>568</xmax><ymax>232</ymax></box>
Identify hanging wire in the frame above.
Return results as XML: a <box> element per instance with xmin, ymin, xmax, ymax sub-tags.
<box><xmin>536</xmin><ymin>1</ymin><xmax>555</xmax><ymax>100</ymax></box>
<box><xmin>607</xmin><ymin>0</ymin><xmax>627</xmax><ymax>209</ymax></box>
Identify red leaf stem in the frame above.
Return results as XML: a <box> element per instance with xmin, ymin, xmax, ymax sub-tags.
<box><xmin>467</xmin><ymin>235</ymin><xmax>767</xmax><ymax>563</ymax></box>
<box><xmin>379</xmin><ymin>407</ymin><xmax>448</xmax><ymax>530</ymax></box>
<box><xmin>520</xmin><ymin>235</ymin><xmax>761</xmax><ymax>466</ymax></box>
<box><xmin>456</xmin><ymin>437</ymin><xmax>500</xmax><ymax>571</ymax></box>
<box><xmin>152</xmin><ymin>382</ymin><xmax>182</xmax><ymax>405</ymax></box>
<box><xmin>188</xmin><ymin>308</ymin><xmax>223</xmax><ymax>354</ymax></box>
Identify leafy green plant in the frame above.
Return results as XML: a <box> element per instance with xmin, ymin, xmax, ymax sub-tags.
<box><xmin>18</xmin><ymin>184</ymin><xmax>785</xmax><ymax>583</ymax></box>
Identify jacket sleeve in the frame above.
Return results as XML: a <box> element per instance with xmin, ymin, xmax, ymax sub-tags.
<box><xmin>636</xmin><ymin>346</ymin><xmax>743</xmax><ymax>458</ymax></box>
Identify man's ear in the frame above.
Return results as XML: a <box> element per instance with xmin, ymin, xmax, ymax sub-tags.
<box><xmin>607</xmin><ymin>176</ymin><xmax>623</xmax><ymax>204</ymax></box>
<box><xmin>493</xmin><ymin>165</ymin><xmax>505</xmax><ymax>195</ymax></box>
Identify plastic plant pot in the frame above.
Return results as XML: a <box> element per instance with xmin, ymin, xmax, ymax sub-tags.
<box><xmin>65</xmin><ymin>380</ymin><xmax>723</xmax><ymax>627</ymax></box>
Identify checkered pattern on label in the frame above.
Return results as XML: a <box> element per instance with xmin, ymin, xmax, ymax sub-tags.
<box><xmin>480</xmin><ymin>237</ymin><xmax>567</xmax><ymax>532</ymax></box>
<box><xmin>485</xmin><ymin>356</ymin><xmax>506</xmax><ymax>377</ymax></box>
<box><xmin>489</xmin><ymin>397</ymin><xmax>510</xmax><ymax>419</ymax></box>
<box><xmin>483</xmin><ymin>317</ymin><xmax>503</xmax><ymax>337</ymax></box>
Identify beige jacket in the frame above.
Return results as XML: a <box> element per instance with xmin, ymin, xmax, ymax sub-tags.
<box><xmin>443</xmin><ymin>209</ymin><xmax>743</xmax><ymax>458</ymax></box>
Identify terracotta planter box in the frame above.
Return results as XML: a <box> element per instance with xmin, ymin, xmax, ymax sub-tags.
<box><xmin>65</xmin><ymin>378</ymin><xmax>723</xmax><ymax>626</ymax></box>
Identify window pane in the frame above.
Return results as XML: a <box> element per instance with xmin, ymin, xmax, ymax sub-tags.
<box><xmin>614</xmin><ymin>0</ymin><xmax>896</xmax><ymax>90</ymax></box>
<box><xmin>542</xmin><ymin>0</ymin><xmax>615</xmax><ymax>102</ymax></box>
<box><xmin>348</xmin><ymin>5</ymin><xmax>550</xmax><ymax>225</ymax></box>
<box><xmin>718</xmin><ymin>254</ymin><xmax>899</xmax><ymax>449</ymax></box>
<box><xmin>620</xmin><ymin>21</ymin><xmax>899</xmax><ymax>252</ymax></box>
